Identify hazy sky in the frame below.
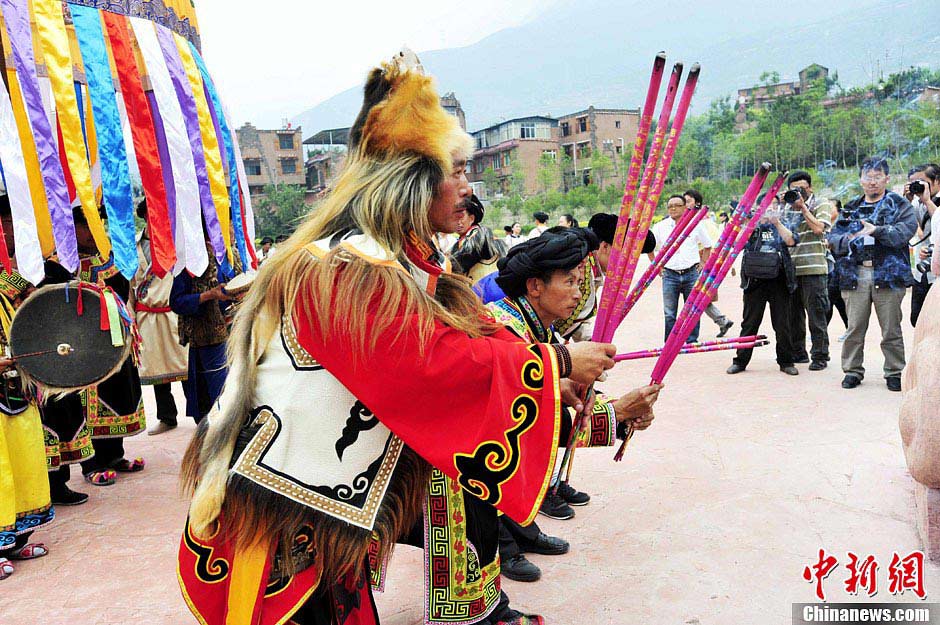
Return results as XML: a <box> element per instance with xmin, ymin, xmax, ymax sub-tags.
<box><xmin>197</xmin><ymin>0</ymin><xmax>545</xmax><ymax>128</ymax></box>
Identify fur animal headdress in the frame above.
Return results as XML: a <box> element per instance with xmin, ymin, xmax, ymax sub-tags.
<box><xmin>349</xmin><ymin>48</ymin><xmax>473</xmax><ymax>172</ymax></box>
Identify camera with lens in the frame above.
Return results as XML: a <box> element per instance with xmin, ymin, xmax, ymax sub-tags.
<box><xmin>916</xmin><ymin>244</ymin><xmax>934</xmax><ymax>275</ymax></box>
<box><xmin>783</xmin><ymin>188</ymin><xmax>805</xmax><ymax>205</ymax></box>
<box><xmin>910</xmin><ymin>181</ymin><xmax>926</xmax><ymax>196</ymax></box>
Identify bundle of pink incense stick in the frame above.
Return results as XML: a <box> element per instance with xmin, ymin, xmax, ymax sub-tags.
<box><xmin>612</xmin><ymin>164</ymin><xmax>788</xmax><ymax>461</ymax></box>
<box><xmin>554</xmin><ymin>52</ymin><xmax>701</xmax><ymax>491</ymax></box>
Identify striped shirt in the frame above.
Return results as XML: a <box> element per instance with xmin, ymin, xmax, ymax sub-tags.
<box><xmin>789</xmin><ymin>196</ymin><xmax>832</xmax><ymax>276</ymax></box>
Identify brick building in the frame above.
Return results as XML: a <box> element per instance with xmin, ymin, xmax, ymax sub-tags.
<box><xmin>467</xmin><ymin>116</ymin><xmax>558</xmax><ymax>197</ymax></box>
<box><xmin>557</xmin><ymin>106</ymin><xmax>640</xmax><ymax>187</ymax></box>
<box><xmin>235</xmin><ymin>123</ymin><xmax>306</xmax><ymax>201</ymax></box>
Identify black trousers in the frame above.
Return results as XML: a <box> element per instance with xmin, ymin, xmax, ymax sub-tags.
<box><xmin>910</xmin><ymin>277</ymin><xmax>932</xmax><ymax>327</ymax></box>
<box><xmin>498</xmin><ymin>516</ymin><xmax>541</xmax><ymax>561</ymax></box>
<box><xmin>153</xmin><ymin>382</ymin><xmax>178</xmax><ymax>425</ymax></box>
<box><xmin>80</xmin><ymin>437</ymin><xmax>125</xmax><ymax>475</ymax></box>
<box><xmin>827</xmin><ymin>270</ymin><xmax>848</xmax><ymax>328</ymax></box>
<box><xmin>733</xmin><ymin>276</ymin><xmax>796</xmax><ymax>368</ymax></box>
<box><xmin>789</xmin><ymin>274</ymin><xmax>830</xmax><ymax>362</ymax></box>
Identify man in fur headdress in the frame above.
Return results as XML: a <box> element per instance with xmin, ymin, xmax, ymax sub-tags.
<box><xmin>179</xmin><ymin>50</ymin><xmax>626</xmax><ymax>625</ymax></box>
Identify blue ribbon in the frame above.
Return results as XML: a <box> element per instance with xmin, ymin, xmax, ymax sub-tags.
<box><xmin>189</xmin><ymin>43</ymin><xmax>249</xmax><ymax>270</ymax></box>
<box><xmin>71</xmin><ymin>5</ymin><xmax>138</xmax><ymax>279</ymax></box>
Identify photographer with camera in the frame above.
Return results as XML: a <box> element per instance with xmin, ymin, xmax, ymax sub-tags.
<box><xmin>829</xmin><ymin>157</ymin><xmax>917</xmax><ymax>392</ymax></box>
<box><xmin>904</xmin><ymin>164</ymin><xmax>939</xmax><ymax>326</ymax></box>
<box><xmin>784</xmin><ymin>171</ymin><xmax>833</xmax><ymax>370</ymax></box>
<box><xmin>726</xmin><ymin>193</ymin><xmax>800</xmax><ymax>376</ymax></box>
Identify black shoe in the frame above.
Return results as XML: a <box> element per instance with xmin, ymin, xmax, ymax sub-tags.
<box><xmin>808</xmin><ymin>360</ymin><xmax>827</xmax><ymax>371</ymax></box>
<box><xmin>51</xmin><ymin>485</ymin><xmax>89</xmax><ymax>506</ymax></box>
<box><xmin>717</xmin><ymin>320</ymin><xmax>734</xmax><ymax>338</ymax></box>
<box><xmin>886</xmin><ymin>376</ymin><xmax>902</xmax><ymax>392</ymax></box>
<box><xmin>793</xmin><ymin>355</ymin><xmax>810</xmax><ymax>364</ymax></box>
<box><xmin>780</xmin><ymin>365</ymin><xmax>799</xmax><ymax>376</ymax></box>
<box><xmin>726</xmin><ymin>363</ymin><xmax>745</xmax><ymax>374</ymax></box>
<box><xmin>538</xmin><ymin>491</ymin><xmax>575</xmax><ymax>520</ymax></box>
<box><xmin>556</xmin><ymin>481</ymin><xmax>590</xmax><ymax>506</ymax></box>
<box><xmin>842</xmin><ymin>375</ymin><xmax>862</xmax><ymax>389</ymax></box>
<box><xmin>500</xmin><ymin>554</ymin><xmax>541</xmax><ymax>582</ymax></box>
<box><xmin>520</xmin><ymin>531</ymin><xmax>569</xmax><ymax>556</ymax></box>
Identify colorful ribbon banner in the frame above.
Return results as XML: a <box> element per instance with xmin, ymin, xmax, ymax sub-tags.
<box><xmin>1</xmin><ymin>0</ymin><xmax>77</xmax><ymax>270</ymax></box>
<box><xmin>155</xmin><ymin>23</ymin><xmax>224</xmax><ymax>265</ymax></box>
<box><xmin>0</xmin><ymin>73</ymin><xmax>42</xmax><ymax>281</ymax></box>
<box><xmin>223</xmin><ymin>100</ymin><xmax>258</xmax><ymax>267</ymax></box>
<box><xmin>33</xmin><ymin>0</ymin><xmax>111</xmax><ymax>258</ymax></box>
<box><xmin>132</xmin><ymin>17</ymin><xmax>208</xmax><ymax>277</ymax></box>
<box><xmin>175</xmin><ymin>32</ymin><xmax>231</xmax><ymax>263</ymax></box>
<box><xmin>102</xmin><ymin>10</ymin><xmax>176</xmax><ymax>277</ymax></box>
<box><xmin>190</xmin><ymin>42</ymin><xmax>250</xmax><ymax>269</ymax></box>
<box><xmin>71</xmin><ymin>4</ymin><xmax>138</xmax><ymax>279</ymax></box>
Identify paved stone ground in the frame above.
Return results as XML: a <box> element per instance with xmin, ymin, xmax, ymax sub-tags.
<box><xmin>1</xmin><ymin>263</ymin><xmax>937</xmax><ymax>625</ymax></box>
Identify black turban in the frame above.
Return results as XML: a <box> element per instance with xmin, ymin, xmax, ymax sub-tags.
<box><xmin>496</xmin><ymin>228</ymin><xmax>598</xmax><ymax>298</ymax></box>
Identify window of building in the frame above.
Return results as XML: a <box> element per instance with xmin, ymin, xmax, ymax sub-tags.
<box><xmin>615</xmin><ymin>120</ymin><xmax>621</xmax><ymax>129</ymax></box>
<box><xmin>278</xmin><ymin>134</ymin><xmax>294</xmax><ymax>150</ymax></box>
<box><xmin>561</xmin><ymin>122</ymin><xmax>570</xmax><ymax>137</ymax></box>
<box><xmin>245</xmin><ymin>159</ymin><xmax>262</xmax><ymax>176</ymax></box>
<box><xmin>502</xmin><ymin>152</ymin><xmax>511</xmax><ymax>168</ymax></box>
<box><xmin>578</xmin><ymin>116</ymin><xmax>588</xmax><ymax>132</ymax></box>
<box><xmin>474</xmin><ymin>159</ymin><xmax>484</xmax><ymax>174</ymax></box>
<box><xmin>520</xmin><ymin>122</ymin><xmax>536</xmax><ymax>139</ymax></box>
<box><xmin>281</xmin><ymin>158</ymin><xmax>297</xmax><ymax>174</ymax></box>
<box><xmin>563</xmin><ymin>144</ymin><xmax>573</xmax><ymax>158</ymax></box>
<box><xmin>249</xmin><ymin>185</ymin><xmax>265</xmax><ymax>196</ymax></box>
<box><xmin>543</xmin><ymin>150</ymin><xmax>557</xmax><ymax>161</ymax></box>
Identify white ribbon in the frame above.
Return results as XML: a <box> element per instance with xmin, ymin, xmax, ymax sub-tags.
<box><xmin>130</xmin><ymin>18</ymin><xmax>207</xmax><ymax>277</ymax></box>
<box><xmin>221</xmin><ymin>100</ymin><xmax>256</xmax><ymax>251</ymax></box>
<box><xmin>0</xmin><ymin>73</ymin><xmax>44</xmax><ymax>283</ymax></box>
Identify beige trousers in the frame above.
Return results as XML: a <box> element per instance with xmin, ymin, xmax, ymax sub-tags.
<box><xmin>841</xmin><ymin>267</ymin><xmax>907</xmax><ymax>379</ymax></box>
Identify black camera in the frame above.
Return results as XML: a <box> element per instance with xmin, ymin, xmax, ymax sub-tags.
<box><xmin>910</xmin><ymin>181</ymin><xmax>926</xmax><ymax>196</ymax></box>
<box><xmin>782</xmin><ymin>189</ymin><xmax>804</xmax><ymax>204</ymax></box>
<box><xmin>916</xmin><ymin>244</ymin><xmax>934</xmax><ymax>275</ymax></box>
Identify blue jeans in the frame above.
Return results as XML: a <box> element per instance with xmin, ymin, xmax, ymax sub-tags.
<box><xmin>662</xmin><ymin>267</ymin><xmax>701</xmax><ymax>343</ymax></box>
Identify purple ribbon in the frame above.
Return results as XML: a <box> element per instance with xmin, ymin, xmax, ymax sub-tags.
<box><xmin>154</xmin><ymin>25</ymin><xmax>224</xmax><ymax>260</ymax></box>
<box><xmin>146</xmin><ymin>90</ymin><xmax>177</xmax><ymax>238</ymax></box>
<box><xmin>0</xmin><ymin>0</ymin><xmax>77</xmax><ymax>270</ymax></box>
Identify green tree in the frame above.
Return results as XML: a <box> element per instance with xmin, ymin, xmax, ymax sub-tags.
<box><xmin>482</xmin><ymin>166</ymin><xmax>499</xmax><ymax>197</ymax></box>
<box><xmin>255</xmin><ymin>184</ymin><xmax>308</xmax><ymax>239</ymax></box>
<box><xmin>536</xmin><ymin>152</ymin><xmax>561</xmax><ymax>193</ymax></box>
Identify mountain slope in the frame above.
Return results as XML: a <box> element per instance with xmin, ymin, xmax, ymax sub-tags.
<box><xmin>294</xmin><ymin>0</ymin><xmax>940</xmax><ymax>136</ymax></box>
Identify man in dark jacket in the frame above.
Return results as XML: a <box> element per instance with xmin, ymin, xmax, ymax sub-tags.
<box><xmin>829</xmin><ymin>157</ymin><xmax>917</xmax><ymax>392</ymax></box>
<box><xmin>727</xmin><ymin>196</ymin><xmax>800</xmax><ymax>376</ymax></box>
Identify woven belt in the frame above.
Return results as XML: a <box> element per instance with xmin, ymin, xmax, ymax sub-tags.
<box><xmin>666</xmin><ymin>263</ymin><xmax>700</xmax><ymax>275</ymax></box>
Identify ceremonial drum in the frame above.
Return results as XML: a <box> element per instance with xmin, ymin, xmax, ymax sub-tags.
<box><xmin>9</xmin><ymin>283</ymin><xmax>133</xmax><ymax>391</ymax></box>
<box><xmin>222</xmin><ymin>271</ymin><xmax>257</xmax><ymax>297</ymax></box>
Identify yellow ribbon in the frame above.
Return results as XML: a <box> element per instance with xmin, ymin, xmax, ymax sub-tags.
<box><xmin>31</xmin><ymin>0</ymin><xmax>111</xmax><ymax>258</ymax></box>
<box><xmin>0</xmin><ymin>19</ymin><xmax>54</xmax><ymax>255</ymax></box>
<box><xmin>174</xmin><ymin>32</ymin><xmax>232</xmax><ymax>259</ymax></box>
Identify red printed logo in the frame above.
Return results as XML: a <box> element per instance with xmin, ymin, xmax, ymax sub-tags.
<box><xmin>803</xmin><ymin>550</ymin><xmax>926</xmax><ymax>601</ymax></box>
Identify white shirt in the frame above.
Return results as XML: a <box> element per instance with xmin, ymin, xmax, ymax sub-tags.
<box><xmin>504</xmin><ymin>234</ymin><xmax>524</xmax><ymax>249</ymax></box>
<box><xmin>527</xmin><ymin>225</ymin><xmax>549</xmax><ymax>240</ymax></box>
<box><xmin>650</xmin><ymin>218</ymin><xmax>713</xmax><ymax>271</ymax></box>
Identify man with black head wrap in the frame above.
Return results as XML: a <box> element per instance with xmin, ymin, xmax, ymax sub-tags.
<box><xmin>487</xmin><ymin>229</ymin><xmax>663</xmax><ymax>585</ymax></box>
<box><xmin>555</xmin><ymin>213</ymin><xmax>656</xmax><ymax>342</ymax></box>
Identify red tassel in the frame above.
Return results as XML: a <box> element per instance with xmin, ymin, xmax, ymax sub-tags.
<box><xmin>99</xmin><ymin>287</ymin><xmax>110</xmax><ymax>332</ymax></box>
<box><xmin>76</xmin><ymin>281</ymin><xmax>84</xmax><ymax>316</ymax></box>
